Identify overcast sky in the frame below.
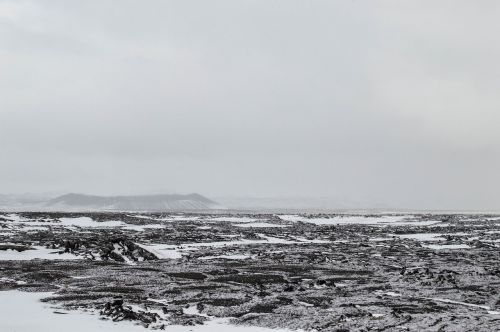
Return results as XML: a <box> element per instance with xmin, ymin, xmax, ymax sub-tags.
<box><xmin>1</xmin><ymin>1</ymin><xmax>499</xmax><ymax>210</ymax></box>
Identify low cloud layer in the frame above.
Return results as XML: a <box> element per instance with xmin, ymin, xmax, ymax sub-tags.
<box><xmin>1</xmin><ymin>1</ymin><xmax>499</xmax><ymax>210</ymax></box>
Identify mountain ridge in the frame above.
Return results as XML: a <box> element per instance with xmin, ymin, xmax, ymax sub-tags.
<box><xmin>0</xmin><ymin>193</ymin><xmax>224</xmax><ymax>212</ymax></box>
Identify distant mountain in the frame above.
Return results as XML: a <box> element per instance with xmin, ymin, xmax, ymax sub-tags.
<box><xmin>0</xmin><ymin>193</ymin><xmax>224</xmax><ymax>211</ymax></box>
<box><xmin>45</xmin><ymin>193</ymin><xmax>224</xmax><ymax>211</ymax></box>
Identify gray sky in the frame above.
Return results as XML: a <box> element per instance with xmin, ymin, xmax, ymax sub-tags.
<box><xmin>1</xmin><ymin>1</ymin><xmax>500</xmax><ymax>210</ymax></box>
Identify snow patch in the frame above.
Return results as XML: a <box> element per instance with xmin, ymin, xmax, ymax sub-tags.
<box><xmin>0</xmin><ymin>290</ymin><xmax>294</xmax><ymax>332</ymax></box>
<box><xmin>430</xmin><ymin>298</ymin><xmax>499</xmax><ymax>314</ymax></box>
<box><xmin>279</xmin><ymin>215</ymin><xmax>439</xmax><ymax>226</ymax></box>
<box><xmin>234</xmin><ymin>222</ymin><xmax>289</xmax><ymax>228</ymax></box>
<box><xmin>423</xmin><ymin>244</ymin><xmax>471</xmax><ymax>250</ymax></box>
<box><xmin>199</xmin><ymin>254</ymin><xmax>251</xmax><ymax>260</ymax></box>
<box><xmin>0</xmin><ymin>245</ymin><xmax>82</xmax><ymax>261</ymax></box>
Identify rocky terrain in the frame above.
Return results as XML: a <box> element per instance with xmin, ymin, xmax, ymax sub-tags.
<box><xmin>1</xmin><ymin>212</ymin><xmax>499</xmax><ymax>331</ymax></box>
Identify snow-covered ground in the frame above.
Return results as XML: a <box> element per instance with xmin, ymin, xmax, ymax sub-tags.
<box><xmin>278</xmin><ymin>214</ymin><xmax>441</xmax><ymax>226</ymax></box>
<box><xmin>234</xmin><ymin>222</ymin><xmax>289</xmax><ymax>228</ymax></box>
<box><xmin>422</xmin><ymin>244</ymin><xmax>471</xmax><ymax>250</ymax></box>
<box><xmin>0</xmin><ymin>245</ymin><xmax>83</xmax><ymax>261</ymax></box>
<box><xmin>207</xmin><ymin>216</ymin><xmax>259</xmax><ymax>223</ymax></box>
<box><xmin>198</xmin><ymin>254</ymin><xmax>252</xmax><ymax>260</ymax></box>
<box><xmin>1</xmin><ymin>213</ymin><xmax>26</xmax><ymax>221</ymax></box>
<box><xmin>136</xmin><ymin>235</ymin><xmax>327</xmax><ymax>260</ymax></box>
<box><xmin>429</xmin><ymin>297</ymin><xmax>500</xmax><ymax>315</ymax></box>
<box><xmin>59</xmin><ymin>217</ymin><xmax>123</xmax><ymax>228</ymax></box>
<box><xmin>135</xmin><ymin>243</ymin><xmax>183</xmax><ymax>259</ymax></box>
<box><xmin>369</xmin><ymin>232</ymin><xmax>473</xmax><ymax>242</ymax></box>
<box><xmin>0</xmin><ymin>290</ymin><xmax>294</xmax><ymax>332</ymax></box>
<box><xmin>380</xmin><ymin>291</ymin><xmax>500</xmax><ymax>315</ymax></box>
<box><xmin>130</xmin><ymin>214</ymin><xmax>201</xmax><ymax>222</ymax></box>
<box><xmin>0</xmin><ymin>214</ymin><xmax>165</xmax><ymax>232</ymax></box>
<box><xmin>1</xmin><ymin>291</ymin><xmax>147</xmax><ymax>332</ymax></box>
<box><xmin>396</xmin><ymin>233</ymin><xmax>447</xmax><ymax>241</ymax></box>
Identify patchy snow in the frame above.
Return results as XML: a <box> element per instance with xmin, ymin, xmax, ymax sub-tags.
<box><xmin>122</xmin><ymin>224</ymin><xmax>165</xmax><ymax>231</ymax></box>
<box><xmin>163</xmin><ymin>215</ymin><xmax>201</xmax><ymax>221</ymax></box>
<box><xmin>369</xmin><ymin>237</ymin><xmax>394</xmax><ymax>242</ymax></box>
<box><xmin>137</xmin><ymin>235</ymin><xmax>326</xmax><ymax>260</ymax></box>
<box><xmin>377</xmin><ymin>292</ymin><xmax>498</xmax><ymax>315</ymax></box>
<box><xmin>397</xmin><ymin>233</ymin><xmax>446</xmax><ymax>241</ymax></box>
<box><xmin>131</xmin><ymin>215</ymin><xmax>200</xmax><ymax>222</ymax></box>
<box><xmin>183</xmin><ymin>304</ymin><xmax>203</xmax><ymax>316</ymax></box>
<box><xmin>208</xmin><ymin>216</ymin><xmax>258</xmax><ymax>223</ymax></box>
<box><xmin>0</xmin><ymin>290</ymin><xmax>294</xmax><ymax>332</ymax></box>
<box><xmin>257</xmin><ymin>235</ymin><xmax>297</xmax><ymax>244</ymax></box>
<box><xmin>298</xmin><ymin>301</ymin><xmax>314</xmax><ymax>307</ymax></box>
<box><xmin>279</xmin><ymin>215</ymin><xmax>394</xmax><ymax>225</ymax></box>
<box><xmin>280</xmin><ymin>215</ymin><xmax>414</xmax><ymax>225</ymax></box>
<box><xmin>0</xmin><ymin>291</ymin><xmax>148</xmax><ymax>332</ymax></box>
<box><xmin>0</xmin><ymin>277</ymin><xmax>27</xmax><ymax>285</ymax></box>
<box><xmin>199</xmin><ymin>254</ymin><xmax>252</xmax><ymax>260</ymax></box>
<box><xmin>1</xmin><ymin>216</ymin><xmax>122</xmax><ymax>228</ymax></box>
<box><xmin>1</xmin><ymin>215</ymin><xmax>166</xmax><ymax>232</ymax></box>
<box><xmin>290</xmin><ymin>236</ymin><xmax>330</xmax><ymax>244</ymax></box>
<box><xmin>396</xmin><ymin>232</ymin><xmax>471</xmax><ymax>242</ymax></box>
<box><xmin>279</xmin><ymin>214</ymin><xmax>443</xmax><ymax>227</ymax></box>
<box><xmin>130</xmin><ymin>214</ymin><xmax>156</xmax><ymax>220</ymax></box>
<box><xmin>429</xmin><ymin>298</ymin><xmax>500</xmax><ymax>315</ymax></box>
<box><xmin>19</xmin><ymin>226</ymin><xmax>48</xmax><ymax>231</ymax></box>
<box><xmin>197</xmin><ymin>226</ymin><xmax>212</xmax><ymax>230</ymax></box>
<box><xmin>0</xmin><ymin>213</ymin><xmax>25</xmax><ymax>222</ymax></box>
<box><xmin>0</xmin><ymin>245</ymin><xmax>82</xmax><ymax>261</ymax></box>
<box><xmin>59</xmin><ymin>217</ymin><xmax>124</xmax><ymax>228</ymax></box>
<box><xmin>234</xmin><ymin>222</ymin><xmax>289</xmax><ymax>228</ymax></box>
<box><xmin>387</xmin><ymin>220</ymin><xmax>442</xmax><ymax>226</ymax></box>
<box><xmin>423</xmin><ymin>244</ymin><xmax>471</xmax><ymax>250</ymax></box>
<box><xmin>135</xmin><ymin>243</ymin><xmax>183</xmax><ymax>259</ymax></box>
<box><xmin>112</xmin><ymin>243</ymin><xmax>136</xmax><ymax>265</ymax></box>
<box><xmin>428</xmin><ymin>223</ymin><xmax>452</xmax><ymax>228</ymax></box>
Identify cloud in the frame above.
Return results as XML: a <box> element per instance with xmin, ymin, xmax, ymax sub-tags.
<box><xmin>0</xmin><ymin>1</ymin><xmax>499</xmax><ymax>209</ymax></box>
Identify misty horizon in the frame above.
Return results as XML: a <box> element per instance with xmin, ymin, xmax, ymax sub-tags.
<box><xmin>1</xmin><ymin>191</ymin><xmax>499</xmax><ymax>212</ymax></box>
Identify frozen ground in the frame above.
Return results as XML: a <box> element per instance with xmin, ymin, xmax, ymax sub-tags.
<box><xmin>1</xmin><ymin>212</ymin><xmax>500</xmax><ymax>331</ymax></box>
<box><xmin>0</xmin><ymin>245</ymin><xmax>82</xmax><ymax>261</ymax></box>
<box><xmin>1</xmin><ymin>290</ymin><xmax>289</xmax><ymax>332</ymax></box>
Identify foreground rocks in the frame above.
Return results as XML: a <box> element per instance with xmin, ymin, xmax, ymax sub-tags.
<box><xmin>0</xmin><ymin>212</ymin><xmax>499</xmax><ymax>331</ymax></box>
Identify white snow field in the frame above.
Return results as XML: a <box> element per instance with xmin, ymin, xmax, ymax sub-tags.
<box><xmin>0</xmin><ymin>245</ymin><xmax>83</xmax><ymax>261</ymax></box>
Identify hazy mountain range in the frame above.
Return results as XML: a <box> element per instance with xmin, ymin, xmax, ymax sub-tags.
<box><xmin>2</xmin><ymin>193</ymin><xmax>477</xmax><ymax>213</ymax></box>
<box><xmin>0</xmin><ymin>193</ymin><xmax>385</xmax><ymax>213</ymax></box>
<box><xmin>0</xmin><ymin>193</ymin><xmax>224</xmax><ymax>212</ymax></box>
